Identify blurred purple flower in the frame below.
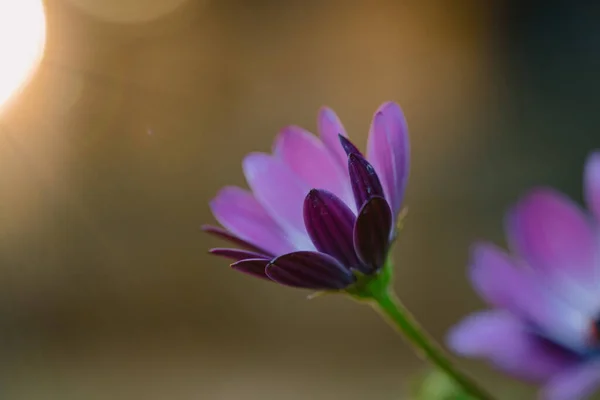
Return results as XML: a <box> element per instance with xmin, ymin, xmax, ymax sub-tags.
<box><xmin>447</xmin><ymin>153</ymin><xmax>600</xmax><ymax>400</ymax></box>
<box><xmin>203</xmin><ymin>102</ymin><xmax>410</xmax><ymax>290</ymax></box>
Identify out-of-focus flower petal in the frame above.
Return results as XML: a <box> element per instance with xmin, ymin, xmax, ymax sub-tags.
<box><xmin>584</xmin><ymin>152</ymin><xmax>600</xmax><ymax>223</ymax></box>
<box><xmin>242</xmin><ymin>153</ymin><xmax>315</xmax><ymax>250</ymax></box>
<box><xmin>303</xmin><ymin>189</ymin><xmax>360</xmax><ymax>269</ymax></box>
<box><xmin>506</xmin><ymin>188</ymin><xmax>598</xmax><ymax>287</ymax></box>
<box><xmin>469</xmin><ymin>242</ymin><xmax>590</xmax><ymax>351</ymax></box>
<box><xmin>542</xmin><ymin>361</ymin><xmax>600</xmax><ymax>400</ymax></box>
<box><xmin>202</xmin><ymin>225</ymin><xmax>272</xmax><ymax>256</ymax></box>
<box><xmin>353</xmin><ymin>196</ymin><xmax>392</xmax><ymax>273</ymax></box>
<box><xmin>266</xmin><ymin>251</ymin><xmax>355</xmax><ymax>289</ymax></box>
<box><xmin>318</xmin><ymin>107</ymin><xmax>348</xmax><ymax>168</ymax></box>
<box><xmin>447</xmin><ymin>311</ymin><xmax>577</xmax><ymax>382</ymax></box>
<box><xmin>209</xmin><ymin>248</ymin><xmax>269</xmax><ymax>261</ymax></box>
<box><xmin>347</xmin><ymin>152</ymin><xmax>385</xmax><ymax>210</ymax></box>
<box><xmin>273</xmin><ymin>126</ymin><xmax>352</xmax><ymax>206</ymax></box>
<box><xmin>209</xmin><ymin>187</ymin><xmax>296</xmax><ymax>255</ymax></box>
<box><xmin>367</xmin><ymin>102</ymin><xmax>410</xmax><ymax>217</ymax></box>
<box><xmin>231</xmin><ymin>258</ymin><xmax>271</xmax><ymax>280</ymax></box>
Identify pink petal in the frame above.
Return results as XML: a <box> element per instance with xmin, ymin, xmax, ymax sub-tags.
<box><xmin>209</xmin><ymin>186</ymin><xmax>296</xmax><ymax>255</ymax></box>
<box><xmin>506</xmin><ymin>188</ymin><xmax>598</xmax><ymax>286</ymax></box>
<box><xmin>470</xmin><ymin>242</ymin><xmax>544</xmax><ymax>313</ymax></box>
<box><xmin>273</xmin><ymin>126</ymin><xmax>352</xmax><ymax>206</ymax></box>
<box><xmin>242</xmin><ymin>153</ymin><xmax>315</xmax><ymax>250</ymax></box>
<box><xmin>202</xmin><ymin>225</ymin><xmax>273</xmax><ymax>255</ymax></box>
<box><xmin>366</xmin><ymin>102</ymin><xmax>410</xmax><ymax>217</ymax></box>
<box><xmin>584</xmin><ymin>152</ymin><xmax>600</xmax><ymax>223</ymax></box>
<box><xmin>317</xmin><ymin>107</ymin><xmax>348</xmax><ymax>168</ymax></box>
<box><xmin>541</xmin><ymin>361</ymin><xmax>600</xmax><ymax>400</ymax></box>
<box><xmin>469</xmin><ymin>242</ymin><xmax>590</xmax><ymax>351</ymax></box>
<box><xmin>447</xmin><ymin>311</ymin><xmax>577</xmax><ymax>382</ymax></box>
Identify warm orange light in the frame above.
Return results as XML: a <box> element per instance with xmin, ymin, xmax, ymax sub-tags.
<box><xmin>0</xmin><ymin>0</ymin><xmax>46</xmax><ymax>111</ymax></box>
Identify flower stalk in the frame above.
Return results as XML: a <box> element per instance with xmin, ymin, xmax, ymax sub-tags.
<box><xmin>348</xmin><ymin>259</ymin><xmax>494</xmax><ymax>400</ymax></box>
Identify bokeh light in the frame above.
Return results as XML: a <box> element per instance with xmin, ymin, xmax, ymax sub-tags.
<box><xmin>0</xmin><ymin>0</ymin><xmax>46</xmax><ymax>112</ymax></box>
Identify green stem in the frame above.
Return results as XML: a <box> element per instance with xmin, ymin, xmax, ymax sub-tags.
<box><xmin>368</xmin><ymin>288</ymin><xmax>493</xmax><ymax>400</ymax></box>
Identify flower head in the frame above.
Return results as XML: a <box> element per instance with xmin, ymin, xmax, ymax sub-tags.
<box><xmin>204</xmin><ymin>102</ymin><xmax>410</xmax><ymax>291</ymax></box>
<box><xmin>447</xmin><ymin>153</ymin><xmax>600</xmax><ymax>400</ymax></box>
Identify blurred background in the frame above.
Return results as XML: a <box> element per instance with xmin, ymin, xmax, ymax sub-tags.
<box><xmin>0</xmin><ymin>0</ymin><xmax>599</xmax><ymax>399</ymax></box>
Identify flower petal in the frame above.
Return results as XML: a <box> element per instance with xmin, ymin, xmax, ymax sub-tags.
<box><xmin>506</xmin><ymin>188</ymin><xmax>598</xmax><ymax>286</ymax></box>
<box><xmin>266</xmin><ymin>251</ymin><xmax>355</xmax><ymax>289</ymax></box>
<box><xmin>338</xmin><ymin>135</ymin><xmax>364</xmax><ymax>158</ymax></box>
<box><xmin>447</xmin><ymin>311</ymin><xmax>577</xmax><ymax>382</ymax></box>
<box><xmin>242</xmin><ymin>153</ymin><xmax>315</xmax><ymax>250</ymax></box>
<box><xmin>468</xmin><ymin>242</ymin><xmax>591</xmax><ymax>351</ymax></box>
<box><xmin>318</xmin><ymin>107</ymin><xmax>348</xmax><ymax>168</ymax></box>
<box><xmin>303</xmin><ymin>189</ymin><xmax>360</xmax><ymax>268</ymax></box>
<box><xmin>209</xmin><ymin>248</ymin><xmax>269</xmax><ymax>261</ymax></box>
<box><xmin>273</xmin><ymin>126</ymin><xmax>352</xmax><ymax>207</ymax></box>
<box><xmin>542</xmin><ymin>361</ymin><xmax>600</xmax><ymax>400</ymax></box>
<box><xmin>202</xmin><ymin>225</ymin><xmax>272</xmax><ymax>256</ymax></box>
<box><xmin>353</xmin><ymin>196</ymin><xmax>392</xmax><ymax>273</ymax></box>
<box><xmin>584</xmin><ymin>152</ymin><xmax>600</xmax><ymax>223</ymax></box>
<box><xmin>209</xmin><ymin>187</ymin><xmax>295</xmax><ymax>255</ymax></box>
<box><xmin>470</xmin><ymin>242</ymin><xmax>544</xmax><ymax>313</ymax></box>
<box><xmin>366</xmin><ymin>102</ymin><xmax>410</xmax><ymax>217</ymax></box>
<box><xmin>230</xmin><ymin>258</ymin><xmax>271</xmax><ymax>280</ymax></box>
<box><xmin>347</xmin><ymin>152</ymin><xmax>385</xmax><ymax>210</ymax></box>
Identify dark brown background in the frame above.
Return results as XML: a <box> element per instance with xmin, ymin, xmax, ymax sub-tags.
<box><xmin>1</xmin><ymin>0</ymin><xmax>599</xmax><ymax>399</ymax></box>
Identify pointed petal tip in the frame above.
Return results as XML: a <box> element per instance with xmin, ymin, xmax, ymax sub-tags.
<box><xmin>338</xmin><ymin>135</ymin><xmax>362</xmax><ymax>157</ymax></box>
<box><xmin>230</xmin><ymin>258</ymin><xmax>271</xmax><ymax>280</ymax></box>
<box><xmin>376</xmin><ymin>101</ymin><xmax>403</xmax><ymax>114</ymax></box>
<box><xmin>200</xmin><ymin>224</ymin><xmax>214</xmax><ymax>232</ymax></box>
<box><xmin>347</xmin><ymin>152</ymin><xmax>385</xmax><ymax>209</ymax></box>
<box><xmin>209</xmin><ymin>248</ymin><xmax>269</xmax><ymax>261</ymax></box>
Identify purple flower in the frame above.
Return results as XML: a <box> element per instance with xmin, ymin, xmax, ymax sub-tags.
<box><xmin>203</xmin><ymin>102</ymin><xmax>410</xmax><ymax>290</ymax></box>
<box><xmin>447</xmin><ymin>153</ymin><xmax>600</xmax><ymax>400</ymax></box>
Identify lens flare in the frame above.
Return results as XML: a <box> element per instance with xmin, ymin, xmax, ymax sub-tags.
<box><xmin>0</xmin><ymin>0</ymin><xmax>46</xmax><ymax>112</ymax></box>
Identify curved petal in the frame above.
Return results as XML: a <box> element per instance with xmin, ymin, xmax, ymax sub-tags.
<box><xmin>303</xmin><ymin>189</ymin><xmax>360</xmax><ymax>268</ymax></box>
<box><xmin>266</xmin><ymin>251</ymin><xmax>355</xmax><ymax>289</ymax></box>
<box><xmin>353</xmin><ymin>196</ymin><xmax>392</xmax><ymax>273</ymax></box>
<box><xmin>347</xmin><ymin>152</ymin><xmax>385</xmax><ymax>210</ymax></box>
<box><xmin>470</xmin><ymin>242</ymin><xmax>546</xmax><ymax>313</ymax></box>
<box><xmin>447</xmin><ymin>311</ymin><xmax>577</xmax><ymax>382</ymax></box>
<box><xmin>209</xmin><ymin>187</ymin><xmax>296</xmax><ymax>255</ymax></box>
<box><xmin>469</xmin><ymin>242</ymin><xmax>591</xmax><ymax>351</ymax></box>
<box><xmin>506</xmin><ymin>188</ymin><xmax>598</xmax><ymax>287</ymax></box>
<box><xmin>584</xmin><ymin>152</ymin><xmax>600</xmax><ymax>223</ymax></box>
<box><xmin>366</xmin><ymin>102</ymin><xmax>410</xmax><ymax>217</ymax></box>
<box><xmin>273</xmin><ymin>126</ymin><xmax>352</xmax><ymax>205</ymax></box>
<box><xmin>209</xmin><ymin>248</ymin><xmax>269</xmax><ymax>261</ymax></box>
<box><xmin>541</xmin><ymin>361</ymin><xmax>600</xmax><ymax>400</ymax></box>
<box><xmin>242</xmin><ymin>153</ymin><xmax>315</xmax><ymax>250</ymax></box>
<box><xmin>231</xmin><ymin>258</ymin><xmax>271</xmax><ymax>280</ymax></box>
<box><xmin>318</xmin><ymin>107</ymin><xmax>348</xmax><ymax>168</ymax></box>
<box><xmin>202</xmin><ymin>225</ymin><xmax>272</xmax><ymax>256</ymax></box>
